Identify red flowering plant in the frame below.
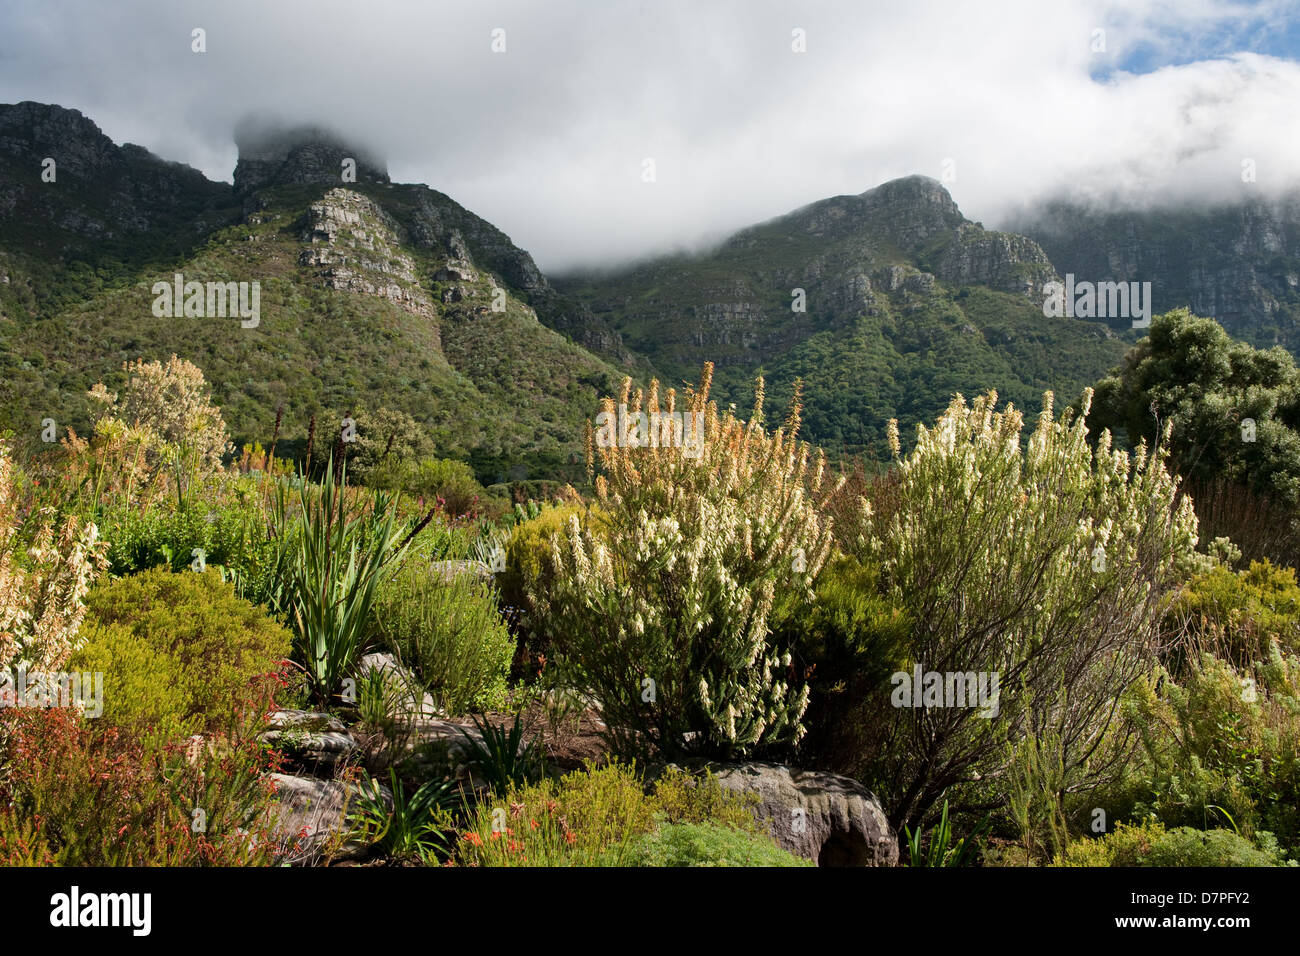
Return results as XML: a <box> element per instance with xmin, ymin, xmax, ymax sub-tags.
<box><xmin>0</xmin><ymin>659</ymin><xmax>286</xmax><ymax>866</ymax></box>
<box><xmin>452</xmin><ymin>759</ymin><xmax>658</xmax><ymax>867</ymax></box>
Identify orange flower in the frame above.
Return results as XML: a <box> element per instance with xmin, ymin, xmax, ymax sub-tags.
<box><xmin>462</xmin><ymin>831</ymin><xmax>483</xmax><ymax>847</ymax></box>
<box><xmin>565</xmin><ymin>831</ymin><xmax>577</xmax><ymax>845</ymax></box>
<box><xmin>530</xmin><ymin>819</ymin><xmax>539</xmax><ymax>830</ymax></box>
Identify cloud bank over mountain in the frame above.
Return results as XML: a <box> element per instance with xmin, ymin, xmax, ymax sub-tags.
<box><xmin>2</xmin><ymin>0</ymin><xmax>1298</xmax><ymax>270</ymax></box>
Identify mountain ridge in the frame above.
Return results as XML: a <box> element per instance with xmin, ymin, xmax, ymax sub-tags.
<box><xmin>4</xmin><ymin>99</ymin><xmax>1278</xmax><ymax>475</ymax></box>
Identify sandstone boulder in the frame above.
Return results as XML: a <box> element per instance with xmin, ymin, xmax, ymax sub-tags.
<box><xmin>713</xmin><ymin>762</ymin><xmax>897</xmax><ymax>867</ymax></box>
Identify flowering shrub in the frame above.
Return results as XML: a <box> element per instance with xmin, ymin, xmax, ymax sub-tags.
<box><xmin>534</xmin><ymin>365</ymin><xmax>843</xmax><ymax>759</ymax></box>
<box><xmin>853</xmin><ymin>389</ymin><xmax>1198</xmax><ymax>831</ymax></box>
<box><xmin>89</xmin><ymin>355</ymin><xmax>232</xmax><ymax>475</ymax></box>
<box><xmin>451</xmin><ymin>760</ymin><xmax>763</xmax><ymax>867</ymax></box>
<box><xmin>0</xmin><ymin>438</ymin><xmax>107</xmax><ymax>671</ymax></box>
<box><xmin>0</xmin><ymin>693</ymin><xmax>282</xmax><ymax>866</ymax></box>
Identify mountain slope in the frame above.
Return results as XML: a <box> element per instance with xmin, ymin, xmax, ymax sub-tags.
<box><xmin>0</xmin><ymin>104</ymin><xmax>625</xmax><ymax>483</ymax></box>
<box><xmin>0</xmin><ymin>102</ymin><xmax>238</xmax><ymax>319</ymax></box>
<box><xmin>557</xmin><ymin>176</ymin><xmax>1130</xmax><ymax>457</ymax></box>
<box><xmin>1005</xmin><ymin>192</ymin><xmax>1300</xmax><ymax>353</ymax></box>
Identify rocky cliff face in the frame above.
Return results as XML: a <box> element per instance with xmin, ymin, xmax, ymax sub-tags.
<box><xmin>0</xmin><ymin>101</ymin><xmax>232</xmax><ymax>242</ymax></box>
<box><xmin>0</xmin><ymin>102</ymin><xmax>1130</xmax><ymax>466</ymax></box>
<box><xmin>400</xmin><ymin>187</ymin><xmax>641</xmax><ymax>367</ymax></box>
<box><xmin>0</xmin><ymin>103</ymin><xmax>626</xmax><ymax>481</ymax></box>
<box><xmin>298</xmin><ymin>188</ymin><xmax>437</xmax><ymax>322</ymax></box>
<box><xmin>0</xmin><ymin>101</ymin><xmax>638</xmax><ymax>368</ymax></box>
<box><xmin>932</xmin><ymin>224</ymin><xmax>1058</xmax><ymax>296</ymax></box>
<box><xmin>1007</xmin><ymin>194</ymin><xmax>1300</xmax><ymax>350</ymax></box>
<box><xmin>555</xmin><ymin>174</ymin><xmax>1118</xmax><ymax>458</ymax></box>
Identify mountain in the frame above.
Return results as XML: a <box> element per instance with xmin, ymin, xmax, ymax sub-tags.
<box><xmin>556</xmin><ymin>176</ymin><xmax>1130</xmax><ymax>458</ymax></box>
<box><xmin>1005</xmin><ymin>191</ymin><xmax>1300</xmax><ymax>353</ymax></box>
<box><xmin>3</xmin><ymin>102</ymin><xmax>1195</xmax><ymax>478</ymax></box>
<box><xmin>0</xmin><ymin>102</ymin><xmax>235</xmax><ymax>318</ymax></box>
<box><xmin>0</xmin><ymin>102</ymin><xmax>631</xmax><ymax>483</ymax></box>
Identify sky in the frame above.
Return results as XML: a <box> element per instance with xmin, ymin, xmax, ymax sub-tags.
<box><xmin>2</xmin><ymin>0</ymin><xmax>1299</xmax><ymax>272</ymax></box>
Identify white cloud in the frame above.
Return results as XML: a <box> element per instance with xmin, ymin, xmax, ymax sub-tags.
<box><xmin>2</xmin><ymin>0</ymin><xmax>1298</xmax><ymax>270</ymax></box>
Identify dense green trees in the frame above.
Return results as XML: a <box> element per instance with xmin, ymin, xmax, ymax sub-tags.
<box><xmin>1090</xmin><ymin>308</ymin><xmax>1300</xmax><ymax>510</ymax></box>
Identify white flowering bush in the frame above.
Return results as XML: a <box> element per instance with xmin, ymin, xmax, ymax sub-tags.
<box><xmin>857</xmin><ymin>389</ymin><xmax>1199</xmax><ymax>832</ymax></box>
<box><xmin>532</xmin><ymin>364</ymin><xmax>843</xmax><ymax>759</ymax></box>
<box><xmin>0</xmin><ymin>439</ymin><xmax>107</xmax><ymax>671</ymax></box>
<box><xmin>84</xmin><ymin>355</ymin><xmax>233</xmax><ymax>503</ymax></box>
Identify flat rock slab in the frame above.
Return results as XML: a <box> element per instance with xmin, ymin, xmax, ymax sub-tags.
<box><xmin>264</xmin><ymin>709</ymin><xmax>348</xmax><ymax>733</ymax></box>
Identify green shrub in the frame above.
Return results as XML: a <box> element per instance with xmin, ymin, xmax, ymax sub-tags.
<box><xmin>366</xmin><ymin>456</ymin><xmax>487</xmax><ymax>517</ymax></box>
<box><xmin>452</xmin><ymin>759</ymin><xmax>766</xmax><ymax>867</ymax></box>
<box><xmin>373</xmin><ymin>560</ymin><xmax>515</xmax><ymax>715</ymax></box>
<box><xmin>100</xmin><ymin>490</ymin><xmax>298</xmax><ymax>615</ymax></box>
<box><xmin>533</xmin><ymin>368</ymin><xmax>843</xmax><ymax>761</ymax></box>
<box><xmin>500</xmin><ymin>503</ymin><xmax>587</xmax><ymax>621</ymax></box>
<box><xmin>497</xmin><ymin>501</ymin><xmax>605</xmax><ymax>666</ymax></box>
<box><xmin>605</xmin><ymin>822</ymin><xmax>810</xmax><ymax>867</ymax></box>
<box><xmin>318</xmin><ymin>406</ymin><xmax>433</xmax><ymax>483</ymax></box>
<box><xmin>650</xmin><ymin>766</ymin><xmax>763</xmax><ymax>833</ymax></box>
<box><xmin>1126</xmin><ymin>649</ymin><xmax>1300</xmax><ymax>852</ymax></box>
<box><xmin>769</xmin><ymin>552</ymin><xmax>909</xmax><ymax>768</ymax></box>
<box><xmin>72</xmin><ymin>567</ymin><xmax>291</xmax><ymax>742</ymax></box>
<box><xmin>852</xmin><ymin>388</ymin><xmax>1197</xmax><ymax>832</ymax></box>
<box><xmin>1172</xmin><ymin>559</ymin><xmax>1300</xmax><ymax>666</ymax></box>
<box><xmin>1056</xmin><ymin>820</ymin><xmax>1282</xmax><ymax>867</ymax></box>
<box><xmin>70</xmin><ymin>620</ymin><xmax>188</xmax><ymax>738</ymax></box>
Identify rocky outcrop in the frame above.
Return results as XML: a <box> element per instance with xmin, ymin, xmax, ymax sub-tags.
<box><xmin>933</xmin><ymin>223</ymin><xmax>1058</xmax><ymax>298</ymax></box>
<box><xmin>1008</xmin><ymin>192</ymin><xmax>1300</xmax><ymax>348</ymax></box>
<box><xmin>259</xmin><ymin>709</ymin><xmax>360</xmax><ymax>774</ymax></box>
<box><xmin>712</xmin><ymin>762</ymin><xmax>898</xmax><ymax>867</ymax></box>
<box><xmin>858</xmin><ymin>174</ymin><xmax>967</xmax><ymax>247</ymax></box>
<box><xmin>561</xmin><ymin>173</ymin><xmax>1081</xmax><ymax>381</ymax></box>
<box><xmin>297</xmin><ymin>188</ymin><xmax>436</xmax><ymax>320</ymax></box>
<box><xmin>357</xmin><ymin>651</ymin><xmax>444</xmax><ymax>724</ymax></box>
<box><xmin>267</xmin><ymin>772</ymin><xmax>388</xmax><ymax>864</ymax></box>
<box><xmin>407</xmin><ymin>189</ymin><xmax>638</xmax><ymax>365</ymax></box>
<box><xmin>747</xmin><ymin>175</ymin><xmax>965</xmax><ymax>249</ymax></box>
